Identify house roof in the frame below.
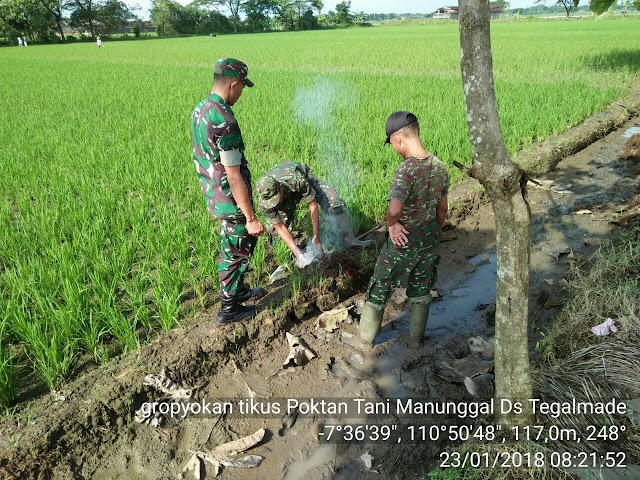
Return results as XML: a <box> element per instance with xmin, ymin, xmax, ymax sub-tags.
<box><xmin>434</xmin><ymin>5</ymin><xmax>504</xmax><ymax>13</ymax></box>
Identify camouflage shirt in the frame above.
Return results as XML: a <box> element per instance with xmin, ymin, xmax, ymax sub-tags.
<box><xmin>388</xmin><ymin>155</ymin><xmax>449</xmax><ymax>230</ymax></box>
<box><xmin>260</xmin><ymin>162</ymin><xmax>317</xmax><ymax>227</ymax></box>
<box><xmin>191</xmin><ymin>93</ymin><xmax>252</xmax><ymax>221</ymax></box>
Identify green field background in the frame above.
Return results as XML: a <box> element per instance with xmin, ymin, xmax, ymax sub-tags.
<box><xmin>0</xmin><ymin>19</ymin><xmax>638</xmax><ymax>399</ymax></box>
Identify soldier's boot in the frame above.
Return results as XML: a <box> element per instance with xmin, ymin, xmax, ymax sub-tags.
<box><xmin>359</xmin><ymin>301</ymin><xmax>384</xmax><ymax>344</ymax></box>
<box><xmin>237</xmin><ymin>286</ymin><xmax>267</xmax><ymax>303</ymax></box>
<box><xmin>407</xmin><ymin>299</ymin><xmax>431</xmax><ymax>348</ymax></box>
<box><xmin>335</xmin><ymin>212</ymin><xmax>373</xmax><ymax>248</ymax></box>
<box><xmin>216</xmin><ymin>296</ymin><xmax>256</xmax><ymax>325</ymax></box>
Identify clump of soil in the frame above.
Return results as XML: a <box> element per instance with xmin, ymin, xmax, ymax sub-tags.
<box><xmin>621</xmin><ymin>133</ymin><xmax>640</xmax><ymax>160</ymax></box>
<box><xmin>447</xmin><ymin>186</ymin><xmax>489</xmax><ymax>224</ymax></box>
<box><xmin>616</xmin><ymin>194</ymin><xmax>640</xmax><ymax>227</ymax></box>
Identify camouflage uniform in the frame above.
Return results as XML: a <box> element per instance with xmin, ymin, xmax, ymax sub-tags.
<box><xmin>191</xmin><ymin>60</ymin><xmax>256</xmax><ymax>301</ymax></box>
<box><xmin>366</xmin><ymin>155</ymin><xmax>449</xmax><ymax>306</ymax></box>
<box><xmin>256</xmin><ymin>162</ymin><xmax>346</xmax><ymax>231</ymax></box>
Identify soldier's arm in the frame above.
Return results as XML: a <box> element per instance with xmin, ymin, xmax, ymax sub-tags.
<box><xmin>436</xmin><ymin>194</ymin><xmax>448</xmax><ymax>229</ymax></box>
<box><xmin>386</xmin><ymin>199</ymin><xmax>404</xmax><ymax>227</ymax></box>
<box><xmin>309</xmin><ymin>200</ymin><xmax>322</xmax><ymax>247</ymax></box>
<box><xmin>273</xmin><ymin>222</ymin><xmax>302</xmax><ymax>259</ymax></box>
<box><xmin>224</xmin><ymin>165</ymin><xmax>264</xmax><ymax>236</ymax></box>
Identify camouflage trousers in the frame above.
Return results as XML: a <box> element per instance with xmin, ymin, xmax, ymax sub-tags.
<box><xmin>218</xmin><ymin>220</ymin><xmax>256</xmax><ymax>300</ymax></box>
<box><xmin>366</xmin><ymin>222</ymin><xmax>440</xmax><ymax>308</ymax></box>
<box><xmin>271</xmin><ymin>176</ymin><xmax>346</xmax><ymax>231</ymax></box>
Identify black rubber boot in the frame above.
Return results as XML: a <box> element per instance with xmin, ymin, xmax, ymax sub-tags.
<box><xmin>216</xmin><ymin>296</ymin><xmax>256</xmax><ymax>325</ymax></box>
<box><xmin>237</xmin><ymin>286</ymin><xmax>267</xmax><ymax>304</ymax></box>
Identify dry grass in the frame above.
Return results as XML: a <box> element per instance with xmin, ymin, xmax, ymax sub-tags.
<box><xmin>616</xmin><ymin>194</ymin><xmax>640</xmax><ymax>228</ymax></box>
<box><xmin>533</xmin><ymin>228</ymin><xmax>640</xmax><ymax>463</ymax></box>
<box><xmin>621</xmin><ymin>133</ymin><xmax>640</xmax><ymax>160</ymax></box>
<box><xmin>533</xmin><ymin>343</ymin><xmax>640</xmax><ymax>458</ymax></box>
<box><xmin>541</xmin><ymin>229</ymin><xmax>640</xmax><ymax>360</ymax></box>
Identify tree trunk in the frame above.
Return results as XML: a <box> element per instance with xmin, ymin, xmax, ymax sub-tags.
<box><xmin>57</xmin><ymin>20</ymin><xmax>65</xmax><ymax>40</ymax></box>
<box><xmin>458</xmin><ymin>0</ymin><xmax>533</xmax><ymax>427</ymax></box>
<box><xmin>41</xmin><ymin>2</ymin><xmax>66</xmax><ymax>40</ymax></box>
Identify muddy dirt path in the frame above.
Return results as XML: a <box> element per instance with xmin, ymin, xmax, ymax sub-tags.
<box><xmin>0</xmin><ymin>118</ymin><xmax>638</xmax><ymax>480</ymax></box>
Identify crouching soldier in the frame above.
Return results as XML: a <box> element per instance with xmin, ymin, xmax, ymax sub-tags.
<box><xmin>255</xmin><ymin>162</ymin><xmax>372</xmax><ymax>268</ymax></box>
<box><xmin>359</xmin><ymin>111</ymin><xmax>448</xmax><ymax>348</ymax></box>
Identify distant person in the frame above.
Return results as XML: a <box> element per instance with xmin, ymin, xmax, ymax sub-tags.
<box><xmin>359</xmin><ymin>111</ymin><xmax>449</xmax><ymax>348</ymax></box>
<box><xmin>255</xmin><ymin>162</ymin><xmax>372</xmax><ymax>268</ymax></box>
<box><xmin>96</xmin><ymin>36</ymin><xmax>103</xmax><ymax>48</ymax></box>
<box><xmin>21</xmin><ymin>36</ymin><xmax>27</xmax><ymax>47</ymax></box>
<box><xmin>191</xmin><ymin>58</ymin><xmax>266</xmax><ymax>325</ymax></box>
<box><xmin>17</xmin><ymin>36</ymin><xmax>23</xmax><ymax>47</ymax></box>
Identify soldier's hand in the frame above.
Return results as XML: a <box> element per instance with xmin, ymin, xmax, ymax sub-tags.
<box><xmin>312</xmin><ymin>236</ymin><xmax>325</xmax><ymax>257</ymax></box>
<box><xmin>295</xmin><ymin>254</ymin><xmax>311</xmax><ymax>269</ymax></box>
<box><xmin>247</xmin><ymin>218</ymin><xmax>265</xmax><ymax>236</ymax></box>
<box><xmin>388</xmin><ymin>222</ymin><xmax>409</xmax><ymax>246</ymax></box>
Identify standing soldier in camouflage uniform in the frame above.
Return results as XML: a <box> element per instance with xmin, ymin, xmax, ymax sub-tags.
<box><xmin>255</xmin><ymin>162</ymin><xmax>372</xmax><ymax>268</ymax></box>
<box><xmin>191</xmin><ymin>58</ymin><xmax>266</xmax><ymax>325</ymax></box>
<box><xmin>359</xmin><ymin>111</ymin><xmax>449</xmax><ymax>347</ymax></box>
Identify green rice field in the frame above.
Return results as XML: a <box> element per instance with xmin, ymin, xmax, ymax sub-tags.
<box><xmin>1</xmin><ymin>18</ymin><xmax>639</xmax><ymax>404</ymax></box>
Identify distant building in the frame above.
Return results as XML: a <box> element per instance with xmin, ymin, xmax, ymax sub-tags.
<box><xmin>433</xmin><ymin>6</ymin><xmax>459</xmax><ymax>19</ymax></box>
<box><xmin>433</xmin><ymin>5</ymin><xmax>504</xmax><ymax>19</ymax></box>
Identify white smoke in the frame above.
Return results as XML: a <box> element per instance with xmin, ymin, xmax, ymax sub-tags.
<box><xmin>296</xmin><ymin>243</ymin><xmax>320</xmax><ymax>269</ymax></box>
<box><xmin>292</xmin><ymin>78</ymin><xmax>362</xmax><ymax>250</ymax></box>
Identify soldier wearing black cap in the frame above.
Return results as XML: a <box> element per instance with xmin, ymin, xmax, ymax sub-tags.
<box><xmin>191</xmin><ymin>58</ymin><xmax>266</xmax><ymax>325</ymax></box>
<box><xmin>359</xmin><ymin>111</ymin><xmax>449</xmax><ymax>348</ymax></box>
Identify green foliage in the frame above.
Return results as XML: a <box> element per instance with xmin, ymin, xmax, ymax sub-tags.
<box><xmin>590</xmin><ymin>0</ymin><xmax>640</xmax><ymax>14</ymax></box>
<box><xmin>334</xmin><ymin>1</ymin><xmax>353</xmax><ymax>25</ymax></box>
<box><xmin>274</xmin><ymin>0</ymin><xmax>321</xmax><ymax>31</ymax></box>
<box><xmin>150</xmin><ymin>0</ymin><xmax>233</xmax><ymax>35</ymax></box>
<box><xmin>0</xmin><ymin>0</ymin><xmax>59</xmax><ymax>41</ymax></box>
<box><xmin>0</xmin><ymin>311</ymin><xmax>18</xmax><ymax>408</ymax></box>
<box><xmin>244</xmin><ymin>0</ymin><xmax>277</xmax><ymax>32</ymax></box>
<box><xmin>590</xmin><ymin>0</ymin><xmax>616</xmax><ymax>14</ymax></box>
<box><xmin>96</xmin><ymin>0</ymin><xmax>136</xmax><ymax>34</ymax></box>
<box><xmin>66</xmin><ymin>0</ymin><xmax>98</xmax><ymax>36</ymax></box>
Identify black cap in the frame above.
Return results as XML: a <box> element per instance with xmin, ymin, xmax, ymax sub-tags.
<box><xmin>385</xmin><ymin>111</ymin><xmax>418</xmax><ymax>145</ymax></box>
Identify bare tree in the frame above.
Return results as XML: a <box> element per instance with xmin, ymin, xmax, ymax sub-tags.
<box><xmin>457</xmin><ymin>0</ymin><xmax>533</xmax><ymax>427</ymax></box>
<box><xmin>557</xmin><ymin>0</ymin><xmax>578</xmax><ymax>17</ymax></box>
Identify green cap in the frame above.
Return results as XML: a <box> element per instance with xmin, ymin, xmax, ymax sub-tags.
<box><xmin>256</xmin><ymin>176</ymin><xmax>280</xmax><ymax>210</ymax></box>
<box><xmin>214</xmin><ymin>58</ymin><xmax>254</xmax><ymax>87</ymax></box>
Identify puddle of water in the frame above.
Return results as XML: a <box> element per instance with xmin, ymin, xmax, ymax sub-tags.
<box><xmin>372</xmin><ymin>250</ymin><xmax>497</xmax><ymax>346</ymax></box>
<box><xmin>622</xmin><ymin>127</ymin><xmax>640</xmax><ymax>139</ymax></box>
<box><xmin>427</xmin><ymin>249</ymin><xmax>496</xmax><ymax>334</ymax></box>
<box><xmin>369</xmin><ymin>249</ymin><xmax>497</xmax><ymax>399</ymax></box>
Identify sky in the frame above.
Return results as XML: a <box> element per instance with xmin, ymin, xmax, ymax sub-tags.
<box><xmin>131</xmin><ymin>0</ymin><xmax>540</xmax><ymax>21</ymax></box>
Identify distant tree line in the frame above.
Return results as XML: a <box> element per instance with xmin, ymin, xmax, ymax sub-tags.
<box><xmin>148</xmin><ymin>0</ymin><xmax>361</xmax><ymax>36</ymax></box>
<box><xmin>2</xmin><ymin>0</ymin><xmax>637</xmax><ymax>45</ymax></box>
<box><xmin>517</xmin><ymin>1</ymin><xmax>636</xmax><ymax>17</ymax></box>
<box><xmin>0</xmin><ymin>0</ymin><xmax>363</xmax><ymax>43</ymax></box>
<box><xmin>0</xmin><ymin>0</ymin><xmax>140</xmax><ymax>42</ymax></box>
